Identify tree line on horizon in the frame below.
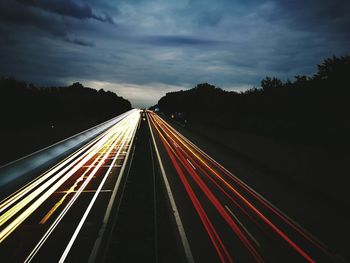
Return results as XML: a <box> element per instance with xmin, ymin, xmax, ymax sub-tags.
<box><xmin>0</xmin><ymin>78</ymin><xmax>132</xmax><ymax>131</ymax></box>
<box><xmin>156</xmin><ymin>55</ymin><xmax>350</xmax><ymax>151</ymax></box>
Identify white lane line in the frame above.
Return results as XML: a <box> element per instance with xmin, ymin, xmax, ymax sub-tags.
<box><xmin>157</xmin><ymin>115</ymin><xmax>330</xmax><ymax>249</ymax></box>
<box><xmin>0</xmin><ymin>126</ymin><xmax>112</xmax><ymax>213</ymax></box>
<box><xmin>149</xmin><ymin>139</ymin><xmax>159</xmax><ymax>263</ymax></box>
<box><xmin>148</xmin><ymin>113</ymin><xmax>195</xmax><ymax>263</ymax></box>
<box><xmin>60</xmin><ymin>113</ymin><xmax>140</xmax><ymax>263</ymax></box>
<box><xmin>88</xmin><ymin>111</ymin><xmax>140</xmax><ymax>263</ymax></box>
<box><xmin>55</xmin><ymin>190</ymin><xmax>112</xmax><ymax>194</ymax></box>
<box><xmin>0</xmin><ymin>128</ymin><xmax>120</xmax><ymax>243</ymax></box>
<box><xmin>224</xmin><ymin>205</ymin><xmax>261</xmax><ymax>248</ymax></box>
<box><xmin>0</xmin><ymin>111</ymin><xmax>136</xmax><ymax>212</ymax></box>
<box><xmin>186</xmin><ymin>159</ymin><xmax>196</xmax><ymax>170</ymax></box>
<box><xmin>0</xmin><ymin>109</ymin><xmax>136</xmax><ymax>170</ymax></box>
<box><xmin>0</xmin><ymin>117</ymin><xmax>126</xmax><ymax>218</ymax></box>
<box><xmin>24</xmin><ymin>121</ymin><xmax>127</xmax><ymax>262</ymax></box>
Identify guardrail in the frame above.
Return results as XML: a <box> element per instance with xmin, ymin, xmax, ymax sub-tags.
<box><xmin>0</xmin><ymin>109</ymin><xmax>137</xmax><ymax>191</ymax></box>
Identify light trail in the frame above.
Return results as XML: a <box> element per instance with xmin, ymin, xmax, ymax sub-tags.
<box><xmin>0</xmin><ymin>111</ymin><xmax>138</xmax><ymax>247</ymax></box>
<box><xmin>25</xmin><ymin>111</ymin><xmax>140</xmax><ymax>262</ymax></box>
<box><xmin>147</xmin><ymin>113</ymin><xmax>195</xmax><ymax>263</ymax></box>
<box><xmin>38</xmin><ymin>125</ymin><xmax>126</xmax><ymax>225</ymax></box>
<box><xmin>154</xmin><ymin>112</ymin><xmax>337</xmax><ymax>260</ymax></box>
<box><xmin>0</xmin><ymin>123</ymin><xmax>124</xmax><ymax>240</ymax></box>
<box><xmin>59</xmin><ymin>111</ymin><xmax>140</xmax><ymax>262</ymax></box>
<box><xmin>0</xmin><ymin>126</ymin><xmax>112</xmax><ymax>213</ymax></box>
<box><xmin>155</xmin><ymin>111</ymin><xmax>333</xmax><ymax>257</ymax></box>
<box><xmin>159</xmin><ymin>128</ymin><xmax>234</xmax><ymax>263</ymax></box>
<box><xmin>151</xmin><ymin>113</ymin><xmax>314</xmax><ymax>261</ymax></box>
<box><xmin>147</xmin><ymin>111</ymin><xmax>338</xmax><ymax>262</ymax></box>
<box><xmin>150</xmin><ymin>113</ymin><xmax>262</xmax><ymax>262</ymax></box>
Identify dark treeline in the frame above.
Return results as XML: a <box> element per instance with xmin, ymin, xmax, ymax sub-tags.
<box><xmin>0</xmin><ymin>78</ymin><xmax>132</xmax><ymax>164</ymax></box>
<box><xmin>0</xmin><ymin>78</ymin><xmax>132</xmax><ymax>130</ymax></box>
<box><xmin>157</xmin><ymin>55</ymin><xmax>350</xmax><ymax>151</ymax></box>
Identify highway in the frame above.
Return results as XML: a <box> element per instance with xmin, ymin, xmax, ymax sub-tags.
<box><xmin>0</xmin><ymin>109</ymin><xmax>346</xmax><ymax>262</ymax></box>
<box><xmin>0</xmin><ymin>110</ymin><xmax>140</xmax><ymax>262</ymax></box>
<box><xmin>147</xmin><ymin>111</ymin><xmax>343</xmax><ymax>263</ymax></box>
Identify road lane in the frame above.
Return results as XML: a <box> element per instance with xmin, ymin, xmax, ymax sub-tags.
<box><xmin>0</xmin><ymin>110</ymin><xmax>135</xmax><ymax>194</ymax></box>
<box><xmin>0</xmin><ymin>108</ymin><xmax>345</xmax><ymax>263</ymax></box>
<box><xmin>0</xmin><ymin>110</ymin><xmax>140</xmax><ymax>262</ymax></box>
<box><xmin>148</xmin><ymin>111</ymin><xmax>341</xmax><ymax>263</ymax></box>
<box><xmin>98</xmin><ymin>111</ymin><xmax>184</xmax><ymax>263</ymax></box>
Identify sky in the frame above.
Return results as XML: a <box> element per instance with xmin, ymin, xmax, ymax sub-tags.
<box><xmin>0</xmin><ymin>0</ymin><xmax>349</xmax><ymax>107</ymax></box>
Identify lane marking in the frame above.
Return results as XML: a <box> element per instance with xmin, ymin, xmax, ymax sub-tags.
<box><xmin>0</xmin><ymin>127</ymin><xmax>121</xmax><ymax>244</ymax></box>
<box><xmin>24</xmin><ymin>117</ymin><xmax>132</xmax><ymax>262</ymax></box>
<box><xmin>155</xmin><ymin>114</ymin><xmax>316</xmax><ymax>262</ymax></box>
<box><xmin>157</xmin><ymin>118</ymin><xmax>262</xmax><ymax>262</ymax></box>
<box><xmin>0</xmin><ymin>126</ymin><xmax>113</xmax><ymax>214</ymax></box>
<box><xmin>60</xmin><ymin>112</ymin><xmax>140</xmax><ymax>263</ymax></box>
<box><xmin>0</xmin><ymin>109</ymin><xmax>136</xmax><ymax>169</ymax></box>
<box><xmin>186</xmin><ymin>159</ymin><xmax>196</xmax><ymax>170</ymax></box>
<box><xmin>157</xmin><ymin>126</ymin><xmax>233</xmax><ymax>262</ymax></box>
<box><xmin>88</xmin><ymin>111</ymin><xmax>140</xmax><ymax>263</ymax></box>
<box><xmin>55</xmin><ymin>190</ymin><xmax>112</xmax><ymax>194</ymax></box>
<box><xmin>225</xmin><ymin>205</ymin><xmax>261</xmax><ymax>248</ymax></box>
<box><xmin>149</xmin><ymin>140</ymin><xmax>159</xmax><ymax>263</ymax></box>
<box><xmin>147</xmin><ymin>112</ymin><xmax>195</xmax><ymax>263</ymax></box>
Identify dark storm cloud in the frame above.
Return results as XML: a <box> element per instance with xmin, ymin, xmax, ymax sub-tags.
<box><xmin>0</xmin><ymin>0</ymin><xmax>101</xmax><ymax>47</ymax></box>
<box><xmin>274</xmin><ymin>0</ymin><xmax>350</xmax><ymax>38</ymax></box>
<box><xmin>65</xmin><ymin>37</ymin><xmax>95</xmax><ymax>47</ymax></box>
<box><xmin>16</xmin><ymin>0</ymin><xmax>115</xmax><ymax>24</ymax></box>
<box><xmin>0</xmin><ymin>0</ymin><xmax>349</xmax><ymax>106</ymax></box>
<box><xmin>0</xmin><ymin>0</ymin><xmax>68</xmax><ymax>37</ymax></box>
<box><xmin>143</xmin><ymin>35</ymin><xmax>226</xmax><ymax>47</ymax></box>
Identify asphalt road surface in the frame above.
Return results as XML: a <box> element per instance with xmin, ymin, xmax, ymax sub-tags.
<box><xmin>0</xmin><ymin>109</ymin><xmax>347</xmax><ymax>263</ymax></box>
<box><xmin>147</xmin><ymin>111</ymin><xmax>345</xmax><ymax>263</ymax></box>
<box><xmin>0</xmin><ymin>110</ymin><xmax>140</xmax><ymax>262</ymax></box>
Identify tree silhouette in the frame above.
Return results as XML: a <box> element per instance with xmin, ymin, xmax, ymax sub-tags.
<box><xmin>0</xmin><ymin>78</ymin><xmax>132</xmax><ymax>130</ymax></box>
<box><xmin>156</xmin><ymin>55</ymin><xmax>350</xmax><ymax>151</ymax></box>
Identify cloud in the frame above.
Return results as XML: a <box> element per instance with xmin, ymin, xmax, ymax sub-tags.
<box><xmin>0</xmin><ymin>0</ymin><xmax>349</xmax><ymax>107</ymax></box>
<box><xmin>0</xmin><ymin>0</ymin><xmax>68</xmax><ymax>37</ymax></box>
<box><xmin>65</xmin><ymin>37</ymin><xmax>95</xmax><ymax>47</ymax></box>
<box><xmin>142</xmin><ymin>35</ymin><xmax>227</xmax><ymax>47</ymax></box>
<box><xmin>0</xmin><ymin>0</ymin><xmax>106</xmax><ymax>47</ymax></box>
<box><xmin>272</xmin><ymin>0</ymin><xmax>350</xmax><ymax>39</ymax></box>
<box><xmin>16</xmin><ymin>0</ymin><xmax>115</xmax><ymax>24</ymax></box>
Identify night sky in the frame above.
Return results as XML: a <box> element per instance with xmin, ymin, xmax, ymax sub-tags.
<box><xmin>1</xmin><ymin>0</ymin><xmax>349</xmax><ymax>107</ymax></box>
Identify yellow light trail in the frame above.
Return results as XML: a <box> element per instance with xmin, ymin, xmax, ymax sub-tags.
<box><xmin>58</xmin><ymin>112</ymin><xmax>139</xmax><ymax>262</ymax></box>
<box><xmin>0</xmin><ymin>111</ymin><xmax>139</xmax><ymax>244</ymax></box>
<box><xmin>26</xmin><ymin>116</ymin><xmax>139</xmax><ymax>262</ymax></box>
<box><xmin>39</xmin><ymin>118</ymin><xmax>133</xmax><ymax>225</ymax></box>
<box><xmin>0</xmin><ymin>122</ymin><xmax>124</xmax><ymax>228</ymax></box>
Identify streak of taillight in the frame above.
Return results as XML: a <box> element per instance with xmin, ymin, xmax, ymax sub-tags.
<box><xmin>157</xmin><ymin>122</ymin><xmax>263</xmax><ymax>262</ymax></box>
<box><xmin>156</xmin><ymin>113</ymin><xmax>331</xmax><ymax>258</ymax></box>
<box><xmin>152</xmin><ymin>113</ymin><xmax>315</xmax><ymax>263</ymax></box>
<box><xmin>158</xmin><ymin>127</ymin><xmax>233</xmax><ymax>263</ymax></box>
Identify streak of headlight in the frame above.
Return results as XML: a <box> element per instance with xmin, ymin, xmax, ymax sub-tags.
<box><xmin>25</xmin><ymin>112</ymin><xmax>139</xmax><ymax>262</ymax></box>
<box><xmin>58</xmin><ymin>112</ymin><xmax>140</xmax><ymax>262</ymax></box>
<box><xmin>0</xmin><ymin>127</ymin><xmax>113</xmax><ymax>212</ymax></box>
<box><xmin>0</xmin><ymin>114</ymin><xmax>132</xmax><ymax>243</ymax></box>
<box><xmin>0</xmin><ymin>125</ymin><xmax>121</xmax><ymax>228</ymax></box>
